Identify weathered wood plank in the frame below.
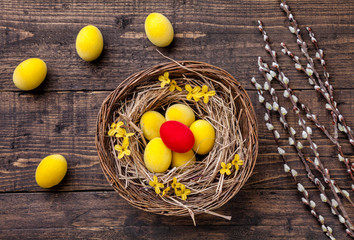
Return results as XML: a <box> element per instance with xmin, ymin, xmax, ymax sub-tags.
<box><xmin>0</xmin><ymin>90</ymin><xmax>352</xmax><ymax>192</ymax></box>
<box><xmin>0</xmin><ymin>1</ymin><xmax>353</xmax><ymax>239</ymax></box>
<box><xmin>0</xmin><ymin>189</ymin><xmax>350</xmax><ymax>239</ymax></box>
<box><xmin>0</xmin><ymin>0</ymin><xmax>353</xmax><ymax>91</ymax></box>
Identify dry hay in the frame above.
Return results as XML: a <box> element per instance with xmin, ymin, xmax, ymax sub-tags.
<box><xmin>95</xmin><ymin>61</ymin><xmax>258</xmax><ymax>224</ymax></box>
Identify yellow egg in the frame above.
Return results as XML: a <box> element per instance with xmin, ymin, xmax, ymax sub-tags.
<box><xmin>76</xmin><ymin>25</ymin><xmax>103</xmax><ymax>61</ymax></box>
<box><xmin>35</xmin><ymin>154</ymin><xmax>67</xmax><ymax>188</ymax></box>
<box><xmin>171</xmin><ymin>150</ymin><xmax>196</xmax><ymax>168</ymax></box>
<box><xmin>190</xmin><ymin>120</ymin><xmax>215</xmax><ymax>155</ymax></box>
<box><xmin>13</xmin><ymin>58</ymin><xmax>47</xmax><ymax>91</ymax></box>
<box><xmin>144</xmin><ymin>138</ymin><xmax>171</xmax><ymax>173</ymax></box>
<box><xmin>165</xmin><ymin>104</ymin><xmax>195</xmax><ymax>127</ymax></box>
<box><xmin>140</xmin><ymin>111</ymin><xmax>166</xmax><ymax>141</ymax></box>
<box><xmin>144</xmin><ymin>13</ymin><xmax>174</xmax><ymax>47</ymax></box>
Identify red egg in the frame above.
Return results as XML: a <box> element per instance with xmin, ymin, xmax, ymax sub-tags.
<box><xmin>160</xmin><ymin>121</ymin><xmax>195</xmax><ymax>153</ymax></box>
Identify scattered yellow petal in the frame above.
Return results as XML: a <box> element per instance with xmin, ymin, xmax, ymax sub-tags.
<box><xmin>155</xmin><ymin>186</ymin><xmax>161</xmax><ymax>194</ymax></box>
<box><xmin>108</xmin><ymin>121</ymin><xmax>125</xmax><ymax>137</ymax></box>
<box><xmin>220</xmin><ymin>162</ymin><xmax>232</xmax><ymax>175</ymax></box>
<box><xmin>149</xmin><ymin>176</ymin><xmax>164</xmax><ymax>195</ymax></box>
<box><xmin>181</xmin><ymin>188</ymin><xmax>191</xmax><ymax>200</ymax></box>
<box><xmin>171</xmin><ymin>177</ymin><xmax>181</xmax><ymax>189</ymax></box>
<box><xmin>201</xmin><ymin>85</ymin><xmax>216</xmax><ymax>103</ymax></box>
<box><xmin>162</xmin><ymin>187</ymin><xmax>170</xmax><ymax>196</ymax></box>
<box><xmin>158</xmin><ymin>72</ymin><xmax>171</xmax><ymax>88</ymax></box>
<box><xmin>232</xmin><ymin>154</ymin><xmax>244</xmax><ymax>171</ymax></box>
<box><xmin>169</xmin><ymin>80</ymin><xmax>182</xmax><ymax>92</ymax></box>
<box><xmin>185</xmin><ymin>84</ymin><xmax>203</xmax><ymax>102</ymax></box>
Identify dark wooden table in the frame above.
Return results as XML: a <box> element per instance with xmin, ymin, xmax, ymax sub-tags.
<box><xmin>0</xmin><ymin>0</ymin><xmax>353</xmax><ymax>239</ymax></box>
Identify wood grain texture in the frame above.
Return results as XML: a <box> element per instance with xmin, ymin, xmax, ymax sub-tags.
<box><xmin>0</xmin><ymin>189</ymin><xmax>350</xmax><ymax>239</ymax></box>
<box><xmin>0</xmin><ymin>90</ymin><xmax>352</xmax><ymax>192</ymax></box>
<box><xmin>0</xmin><ymin>0</ymin><xmax>353</xmax><ymax>239</ymax></box>
<box><xmin>0</xmin><ymin>0</ymin><xmax>353</xmax><ymax>91</ymax></box>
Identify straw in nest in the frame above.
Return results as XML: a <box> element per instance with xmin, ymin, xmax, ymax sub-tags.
<box><xmin>95</xmin><ymin>60</ymin><xmax>258</xmax><ymax>225</ymax></box>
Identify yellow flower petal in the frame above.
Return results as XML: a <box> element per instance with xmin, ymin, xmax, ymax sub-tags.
<box><xmin>108</xmin><ymin>129</ymin><xmax>116</xmax><ymax>137</ymax></box>
<box><xmin>192</xmin><ymin>86</ymin><xmax>201</xmax><ymax>94</ymax></box>
<box><xmin>185</xmin><ymin>189</ymin><xmax>191</xmax><ymax>195</ymax></box>
<box><xmin>207</xmin><ymin>90</ymin><xmax>216</xmax><ymax>96</ymax></box>
<box><xmin>149</xmin><ymin>180</ymin><xmax>156</xmax><ymax>187</ymax></box>
<box><xmin>155</xmin><ymin>186</ymin><xmax>161</xmax><ymax>194</ymax></box>
<box><xmin>124</xmin><ymin>149</ymin><xmax>131</xmax><ymax>156</ymax></box>
<box><xmin>176</xmin><ymin>85</ymin><xmax>182</xmax><ymax>91</ymax></box>
<box><xmin>164</xmin><ymin>72</ymin><xmax>169</xmax><ymax>78</ymax></box>
<box><xmin>114</xmin><ymin>144</ymin><xmax>122</xmax><ymax>151</ymax></box>
<box><xmin>193</xmin><ymin>95</ymin><xmax>200</xmax><ymax>102</ymax></box>
<box><xmin>125</xmin><ymin>132</ymin><xmax>134</xmax><ymax>137</ymax></box>
<box><xmin>202</xmin><ymin>85</ymin><xmax>208</xmax><ymax>93</ymax></box>
<box><xmin>186</xmin><ymin>93</ymin><xmax>193</xmax><ymax>100</ymax></box>
<box><xmin>171</xmin><ymin>177</ymin><xmax>181</xmax><ymax>189</ymax></box>
<box><xmin>196</xmin><ymin>91</ymin><xmax>204</xmax><ymax>98</ymax></box>
<box><xmin>118</xmin><ymin>151</ymin><xmax>125</xmax><ymax>159</ymax></box>
<box><xmin>203</xmin><ymin>95</ymin><xmax>209</xmax><ymax>104</ymax></box>
<box><xmin>158</xmin><ymin>75</ymin><xmax>165</xmax><ymax>82</ymax></box>
<box><xmin>181</xmin><ymin>188</ymin><xmax>190</xmax><ymax>200</ymax></box>
<box><xmin>174</xmin><ymin>184</ymin><xmax>185</xmax><ymax>196</ymax></box>
<box><xmin>175</xmin><ymin>189</ymin><xmax>182</xmax><ymax>196</ymax></box>
<box><xmin>122</xmin><ymin>137</ymin><xmax>129</xmax><ymax>146</ymax></box>
<box><xmin>162</xmin><ymin>187</ymin><xmax>170</xmax><ymax>196</ymax></box>
<box><xmin>185</xmin><ymin>84</ymin><xmax>192</xmax><ymax>92</ymax></box>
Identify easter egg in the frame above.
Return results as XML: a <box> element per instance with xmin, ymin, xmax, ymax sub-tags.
<box><xmin>144</xmin><ymin>138</ymin><xmax>172</xmax><ymax>173</ymax></box>
<box><xmin>35</xmin><ymin>154</ymin><xmax>67</xmax><ymax>188</ymax></box>
<box><xmin>171</xmin><ymin>150</ymin><xmax>196</xmax><ymax>168</ymax></box>
<box><xmin>13</xmin><ymin>58</ymin><xmax>47</xmax><ymax>91</ymax></box>
<box><xmin>160</xmin><ymin>121</ymin><xmax>195</xmax><ymax>153</ymax></box>
<box><xmin>165</xmin><ymin>104</ymin><xmax>195</xmax><ymax>127</ymax></box>
<box><xmin>190</xmin><ymin>120</ymin><xmax>215</xmax><ymax>155</ymax></box>
<box><xmin>144</xmin><ymin>13</ymin><xmax>174</xmax><ymax>47</ymax></box>
<box><xmin>140</xmin><ymin>111</ymin><xmax>166</xmax><ymax>141</ymax></box>
<box><xmin>76</xmin><ymin>25</ymin><xmax>103</xmax><ymax>61</ymax></box>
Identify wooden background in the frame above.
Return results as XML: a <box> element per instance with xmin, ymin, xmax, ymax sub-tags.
<box><xmin>0</xmin><ymin>0</ymin><xmax>353</xmax><ymax>239</ymax></box>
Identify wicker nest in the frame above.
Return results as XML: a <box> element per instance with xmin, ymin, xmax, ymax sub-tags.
<box><xmin>95</xmin><ymin>61</ymin><xmax>258</xmax><ymax>224</ymax></box>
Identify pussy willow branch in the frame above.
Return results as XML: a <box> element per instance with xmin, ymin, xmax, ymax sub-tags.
<box><xmin>258</xmin><ymin>20</ymin><xmax>354</xmax><ymax>186</ymax></box>
<box><xmin>258</xmin><ymin>22</ymin><xmax>353</xmax><ymax>221</ymax></box>
<box><xmin>258</xmin><ymin>54</ymin><xmax>354</xmax><ymax>205</ymax></box>
<box><xmin>252</xmin><ymin>63</ymin><xmax>354</xmax><ymax>236</ymax></box>
<box><xmin>306</xmin><ymin>27</ymin><xmax>333</xmax><ymax>104</ymax></box>
<box><xmin>280</xmin><ymin>0</ymin><xmax>354</xmax><ymax>145</ymax></box>
<box><xmin>279</xmin><ymin>43</ymin><xmax>354</xmax><ymax>183</ymax></box>
<box><xmin>305</xmin><ymin>26</ymin><xmax>340</xmax><ymax>147</ymax></box>
<box><xmin>251</xmin><ymin>80</ymin><xmax>336</xmax><ymax>239</ymax></box>
<box><xmin>256</xmin><ymin>17</ymin><xmax>354</xmax><ymax>236</ymax></box>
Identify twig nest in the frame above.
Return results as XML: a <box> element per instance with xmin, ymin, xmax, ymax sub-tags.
<box><xmin>95</xmin><ymin>61</ymin><xmax>258</xmax><ymax>223</ymax></box>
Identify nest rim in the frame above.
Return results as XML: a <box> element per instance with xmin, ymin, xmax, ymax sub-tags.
<box><xmin>95</xmin><ymin>60</ymin><xmax>258</xmax><ymax>222</ymax></box>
